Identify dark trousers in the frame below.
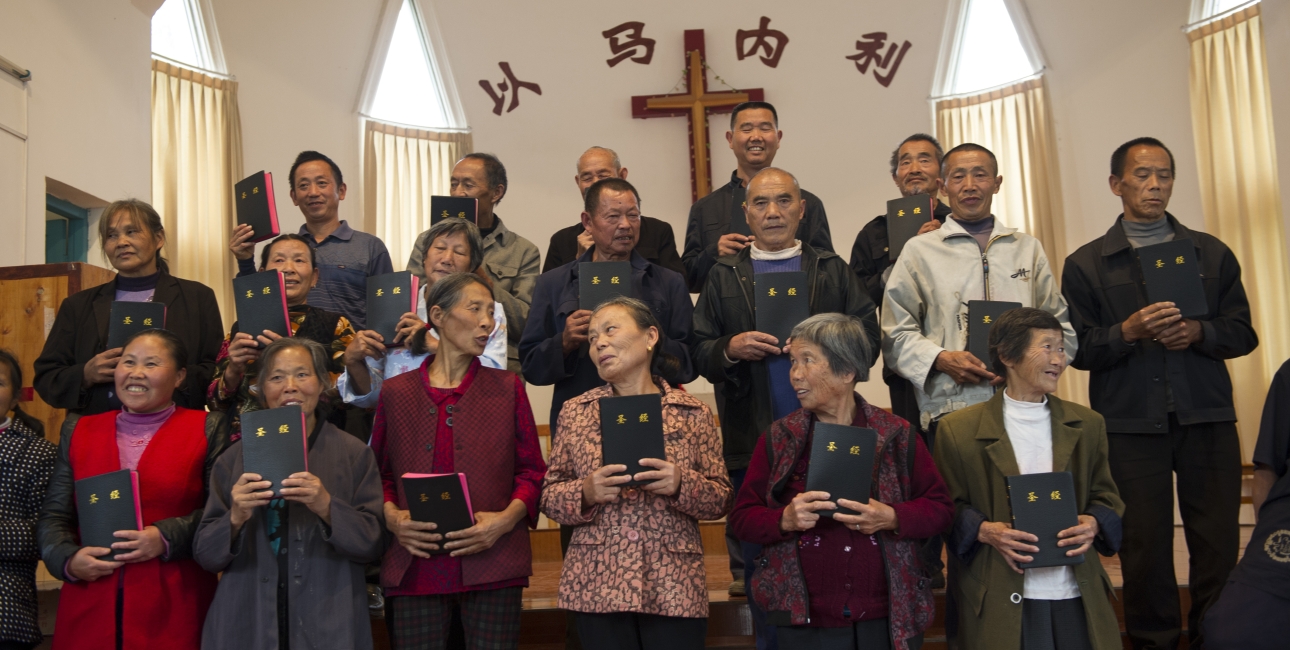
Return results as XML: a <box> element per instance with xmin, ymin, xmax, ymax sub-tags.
<box><xmin>776</xmin><ymin>618</ymin><xmax>898</xmax><ymax>650</ymax></box>
<box><xmin>729</xmin><ymin>467</ymin><xmax>777</xmax><ymax>650</ymax></box>
<box><xmin>1203</xmin><ymin>579</ymin><xmax>1290</xmax><ymax>650</ymax></box>
<box><xmin>574</xmin><ymin>612</ymin><xmax>707</xmax><ymax>650</ymax></box>
<box><xmin>716</xmin><ymin>383</ymin><xmax>745</xmax><ymax>582</ymax></box>
<box><xmin>389</xmin><ymin>588</ymin><xmax>523</xmax><ymax>650</ymax></box>
<box><xmin>1108</xmin><ymin>416</ymin><xmax>1242</xmax><ymax>650</ymax></box>
<box><xmin>1021</xmin><ymin>598</ymin><xmax>1092</xmax><ymax>650</ymax></box>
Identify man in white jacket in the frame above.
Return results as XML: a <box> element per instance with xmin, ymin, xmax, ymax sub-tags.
<box><xmin>882</xmin><ymin>143</ymin><xmax>1077</xmax><ymax>434</ymax></box>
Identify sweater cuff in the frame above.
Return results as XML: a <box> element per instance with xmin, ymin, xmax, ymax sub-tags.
<box><xmin>1107</xmin><ymin>323</ymin><xmax>1136</xmax><ymax>356</ymax></box>
<box><xmin>1086</xmin><ymin>504</ymin><xmax>1122</xmax><ymax>556</ymax></box>
<box><xmin>236</xmin><ymin>257</ymin><xmax>257</xmax><ymax>278</ymax></box>
<box><xmin>950</xmin><ymin>507</ymin><xmax>988</xmax><ymax>563</ymax></box>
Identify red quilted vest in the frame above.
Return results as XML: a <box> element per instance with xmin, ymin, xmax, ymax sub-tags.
<box><xmin>378</xmin><ymin>361</ymin><xmax>533</xmax><ymax>588</ymax></box>
<box><xmin>54</xmin><ymin>408</ymin><xmax>217</xmax><ymax>650</ymax></box>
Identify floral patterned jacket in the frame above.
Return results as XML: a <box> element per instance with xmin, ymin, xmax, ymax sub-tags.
<box><xmin>540</xmin><ymin>380</ymin><xmax>733</xmax><ymax>618</ymax></box>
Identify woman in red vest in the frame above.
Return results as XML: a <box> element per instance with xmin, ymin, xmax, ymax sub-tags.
<box><xmin>37</xmin><ymin>329</ymin><xmax>227</xmax><ymax>650</ymax></box>
<box><xmin>371</xmin><ymin>272</ymin><xmax>546</xmax><ymax>649</ymax></box>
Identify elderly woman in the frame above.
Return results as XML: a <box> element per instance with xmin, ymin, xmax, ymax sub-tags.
<box><xmin>338</xmin><ymin>219</ymin><xmax>507</xmax><ymax>409</ymax></box>
<box><xmin>38</xmin><ymin>330</ymin><xmax>227</xmax><ymax>650</ymax></box>
<box><xmin>541</xmin><ymin>296</ymin><xmax>733</xmax><ymax>650</ymax></box>
<box><xmin>729</xmin><ymin>313</ymin><xmax>953</xmax><ymax>650</ymax></box>
<box><xmin>196</xmin><ymin>337</ymin><xmax>384</xmax><ymax>650</ymax></box>
<box><xmin>371</xmin><ymin>272</ymin><xmax>545</xmax><ymax>649</ymax></box>
<box><xmin>933</xmin><ymin>308</ymin><xmax>1124</xmax><ymax>650</ymax></box>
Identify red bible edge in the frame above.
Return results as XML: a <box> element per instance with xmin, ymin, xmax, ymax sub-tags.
<box><xmin>401</xmin><ymin>472</ymin><xmax>475</xmax><ymax>524</ymax></box>
<box><xmin>275</xmin><ymin>270</ymin><xmax>290</xmax><ymax>334</ymax></box>
<box><xmin>129</xmin><ymin>470</ymin><xmax>143</xmax><ymax>531</ymax></box>
<box><xmin>247</xmin><ymin>171</ymin><xmax>281</xmax><ymax>243</ymax></box>
<box><xmin>299</xmin><ymin>409</ymin><xmax>309</xmax><ymax>473</ymax></box>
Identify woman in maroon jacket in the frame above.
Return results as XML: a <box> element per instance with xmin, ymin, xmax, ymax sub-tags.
<box><xmin>729</xmin><ymin>313</ymin><xmax>953</xmax><ymax>650</ymax></box>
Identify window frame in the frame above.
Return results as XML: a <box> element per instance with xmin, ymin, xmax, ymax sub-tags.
<box><xmin>931</xmin><ymin>0</ymin><xmax>1047</xmax><ymax>99</ymax></box>
<box><xmin>357</xmin><ymin>0</ymin><xmax>468</xmax><ymax>132</ymax></box>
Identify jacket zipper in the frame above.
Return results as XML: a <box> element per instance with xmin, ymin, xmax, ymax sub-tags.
<box><xmin>980</xmin><ymin>234</ymin><xmax>1006</xmax><ymax>301</ymax></box>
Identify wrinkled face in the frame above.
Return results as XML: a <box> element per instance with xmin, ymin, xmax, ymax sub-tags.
<box><xmin>1004</xmin><ymin>328</ymin><xmax>1066</xmax><ymax>397</ymax></box>
<box><xmin>943</xmin><ymin>150</ymin><xmax>1001</xmax><ymax>222</ymax></box>
<box><xmin>261</xmin><ymin>346</ymin><xmax>322</xmax><ymax>418</ymax></box>
<box><xmin>0</xmin><ymin>364</ymin><xmax>18</xmax><ymax>420</ymax></box>
<box><xmin>423</xmin><ymin>232</ymin><xmax>474</xmax><ymax>285</ymax></box>
<box><xmin>744</xmin><ymin>171</ymin><xmax>804</xmax><ymax>251</ymax></box>
<box><xmin>727</xmin><ymin>108</ymin><xmax>781</xmax><ymax>170</ymax></box>
<box><xmin>430</xmin><ymin>282</ymin><xmax>495</xmax><ymax>357</ymax></box>
<box><xmin>588</xmin><ymin>304</ymin><xmax>659</xmax><ymax>384</ymax></box>
<box><xmin>289</xmin><ymin>161</ymin><xmax>346</xmax><ymax>222</ymax></box>
<box><xmin>789</xmin><ymin>340</ymin><xmax>855</xmax><ymax>415</ymax></box>
<box><xmin>581</xmin><ymin>189</ymin><xmax>640</xmax><ymax>258</ymax></box>
<box><xmin>575</xmin><ymin>150</ymin><xmax>624</xmax><ymax>197</ymax></box>
<box><xmin>115</xmin><ymin>334</ymin><xmax>186</xmax><ymax>414</ymax></box>
<box><xmin>1111</xmin><ymin>145</ymin><xmax>1174</xmax><ymax>221</ymax></box>
<box><xmin>894</xmin><ymin>139</ymin><xmax>943</xmax><ymax>198</ymax></box>
<box><xmin>103</xmin><ymin>212</ymin><xmax>164</xmax><ymax>276</ymax></box>
<box><xmin>263</xmin><ymin>239</ymin><xmax>317</xmax><ymax>305</ymax></box>
<box><xmin>450</xmin><ymin>158</ymin><xmax>501</xmax><ymax>218</ymax></box>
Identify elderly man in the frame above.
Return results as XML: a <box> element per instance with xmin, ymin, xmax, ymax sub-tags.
<box><xmin>1061</xmin><ymin>137</ymin><xmax>1257</xmax><ymax>650</ymax></box>
<box><xmin>543</xmin><ymin>146</ymin><xmax>684</xmax><ymax>276</ymax></box>
<box><xmin>693</xmin><ymin>167</ymin><xmax>878</xmax><ymax>650</ymax></box>
<box><xmin>407</xmin><ymin>153</ymin><xmax>541</xmax><ymax>373</ymax></box>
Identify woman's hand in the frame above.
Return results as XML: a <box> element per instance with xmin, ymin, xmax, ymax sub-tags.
<box><xmin>443</xmin><ymin>502</ymin><xmax>525</xmax><ymax>557</ymax></box>
<box><xmin>68</xmin><ymin>546</ymin><xmax>122</xmax><ymax>582</ymax></box>
<box><xmin>582</xmin><ymin>464</ymin><xmax>632</xmax><ymax>507</ymax></box>
<box><xmin>393</xmin><ymin>312</ymin><xmax>427</xmax><ymax>347</ymax></box>
<box><xmin>635</xmin><ymin>458</ymin><xmax>679</xmax><ymax>496</ymax></box>
<box><xmin>780</xmin><ymin>491</ymin><xmax>836</xmax><ymax>532</ymax></box>
<box><xmin>281</xmin><ymin>472</ymin><xmax>332</xmax><ymax>525</ymax></box>
<box><xmin>977</xmin><ymin>521</ymin><xmax>1039</xmax><ymax>574</ymax></box>
<box><xmin>384</xmin><ymin>502</ymin><xmax>442</xmax><ymax>558</ymax></box>
<box><xmin>111</xmin><ymin>525</ymin><xmax>166</xmax><ymax>563</ymax></box>
<box><xmin>229</xmin><ymin>473</ymin><xmax>274</xmax><ymax>530</ymax></box>
<box><xmin>223</xmin><ymin>333</ymin><xmax>263</xmax><ymax>385</ymax></box>
<box><xmin>343</xmin><ymin>330</ymin><xmax>387</xmax><ymax>367</ymax></box>
<box><xmin>1057</xmin><ymin>514</ymin><xmax>1099</xmax><ymax>557</ymax></box>
<box><xmin>229</xmin><ymin>223</ymin><xmax>256</xmax><ymax>261</ymax></box>
<box><xmin>82</xmin><ymin>347</ymin><xmax>123</xmax><ymax>388</ymax></box>
<box><xmin>833</xmin><ymin>498</ymin><xmax>899</xmax><ymax>535</ymax></box>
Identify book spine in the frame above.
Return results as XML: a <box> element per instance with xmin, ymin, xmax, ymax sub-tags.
<box><xmin>299</xmin><ymin>411</ymin><xmax>309</xmax><ymax>473</ymax></box>
<box><xmin>459</xmin><ymin>473</ymin><xmax>475</xmax><ymax>523</ymax></box>
<box><xmin>264</xmin><ymin>171</ymin><xmax>280</xmax><ymax>236</ymax></box>
<box><xmin>276</xmin><ymin>271</ymin><xmax>290</xmax><ymax>333</ymax></box>
<box><xmin>130</xmin><ymin>470</ymin><xmax>143</xmax><ymax>530</ymax></box>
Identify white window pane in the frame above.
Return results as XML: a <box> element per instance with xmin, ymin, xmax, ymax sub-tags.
<box><xmin>952</xmin><ymin>0</ymin><xmax>1038</xmax><ymax>95</ymax></box>
<box><xmin>369</xmin><ymin>0</ymin><xmax>449</xmax><ymax>129</ymax></box>
<box><xmin>151</xmin><ymin>0</ymin><xmax>204</xmax><ymax>68</ymax></box>
<box><xmin>1207</xmin><ymin>0</ymin><xmax>1249</xmax><ymax>17</ymax></box>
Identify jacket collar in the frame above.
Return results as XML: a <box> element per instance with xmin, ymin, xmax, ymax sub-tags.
<box><xmin>92</xmin><ymin>271</ymin><xmax>182</xmax><ymax>346</ymax></box>
<box><xmin>937</xmin><ymin>214</ymin><xmax>1016</xmax><ymax>243</ymax></box>
<box><xmin>483</xmin><ymin>215</ymin><xmax>513</xmax><ymax>247</ymax></box>
<box><xmin>1100</xmin><ymin>212</ymin><xmax>1197</xmax><ymax>257</ymax></box>
<box><xmin>296</xmin><ymin>219</ymin><xmax>355</xmax><ymax>242</ymax></box>
<box><xmin>976</xmin><ymin>390</ymin><xmax>1085</xmax><ymax>477</ymax></box>
<box><xmin>719</xmin><ymin>240</ymin><xmax>832</xmax><ymax>269</ymax></box>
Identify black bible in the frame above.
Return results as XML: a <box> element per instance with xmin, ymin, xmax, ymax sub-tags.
<box><xmin>886</xmin><ymin>193</ymin><xmax>935</xmax><ymax>260</ymax></box>
<box><xmin>430</xmin><ymin>196</ymin><xmax>478</xmax><ymax>225</ymax></box>
<box><xmin>234</xmin><ymin>170</ymin><xmax>280</xmax><ymax>243</ymax></box>
<box><xmin>599</xmin><ymin>393</ymin><xmax>667</xmax><ymax>488</ymax></box>
<box><xmin>579</xmin><ymin>261</ymin><xmax>632</xmax><ymax>310</ymax></box>
<box><xmin>967</xmin><ymin>300</ymin><xmax>1021</xmax><ymax>366</ymax></box>
<box><xmin>366</xmin><ymin>272</ymin><xmax>419</xmax><ymax>345</ymax></box>
<box><xmin>232</xmin><ymin>271</ymin><xmax>291</xmax><ymax>344</ymax></box>
<box><xmin>1006</xmin><ymin>471</ymin><xmax>1084</xmax><ymax>569</ymax></box>
<box><xmin>1137</xmin><ymin>239</ymin><xmax>1208</xmax><ymax>318</ymax></box>
<box><xmin>75</xmin><ymin>469</ymin><xmax>141</xmax><ymax>560</ymax></box>
<box><xmin>240</xmin><ymin>405</ymin><xmax>309</xmax><ymax>497</ymax></box>
<box><xmin>107</xmin><ymin>301</ymin><xmax>168</xmax><ymax>349</ymax></box>
<box><xmin>754</xmin><ymin>271</ymin><xmax>809</xmax><ymax>345</ymax></box>
<box><xmin>403</xmin><ymin>473</ymin><xmax>475</xmax><ymax>555</ymax></box>
<box><xmin>805</xmin><ymin>423</ymin><xmax>878</xmax><ymax>517</ymax></box>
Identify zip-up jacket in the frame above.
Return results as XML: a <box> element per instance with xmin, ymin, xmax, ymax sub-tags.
<box><xmin>881</xmin><ymin>217</ymin><xmax>1076</xmax><ymax>428</ymax></box>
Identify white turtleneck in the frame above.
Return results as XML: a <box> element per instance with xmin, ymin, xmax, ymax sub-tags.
<box><xmin>749</xmin><ymin>239</ymin><xmax>802</xmax><ymax>261</ymax></box>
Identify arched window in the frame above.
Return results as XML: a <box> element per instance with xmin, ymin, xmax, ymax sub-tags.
<box><xmin>150</xmin><ymin>0</ymin><xmax>225</xmax><ymax>74</ymax></box>
<box><xmin>359</xmin><ymin>0</ymin><xmax>465</xmax><ymax>130</ymax></box>
<box><xmin>1190</xmin><ymin>0</ymin><xmax>1255</xmax><ymax>23</ymax></box>
<box><xmin>934</xmin><ymin>0</ymin><xmax>1043</xmax><ymax>97</ymax></box>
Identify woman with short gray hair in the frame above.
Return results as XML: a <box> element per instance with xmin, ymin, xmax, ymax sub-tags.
<box><xmin>730</xmin><ymin>313</ymin><xmax>953</xmax><ymax>649</ymax></box>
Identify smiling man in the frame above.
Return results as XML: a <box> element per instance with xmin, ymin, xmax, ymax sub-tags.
<box><xmin>1060</xmin><ymin>137</ymin><xmax>1257</xmax><ymax>650</ymax></box>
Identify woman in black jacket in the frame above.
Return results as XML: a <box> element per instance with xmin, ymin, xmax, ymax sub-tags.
<box><xmin>33</xmin><ymin>199</ymin><xmax>223</xmax><ymax>415</ymax></box>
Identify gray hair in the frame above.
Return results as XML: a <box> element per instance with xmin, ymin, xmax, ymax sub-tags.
<box><xmin>422</xmin><ymin>218</ymin><xmax>484</xmax><ymax>273</ymax></box>
<box><xmin>254</xmin><ymin>337</ymin><xmax>335</xmax><ymax>407</ymax></box>
<box><xmin>579</xmin><ymin>146</ymin><xmax>622</xmax><ymax>172</ymax></box>
<box><xmin>788</xmin><ymin>313</ymin><xmax>871</xmax><ymax>383</ymax></box>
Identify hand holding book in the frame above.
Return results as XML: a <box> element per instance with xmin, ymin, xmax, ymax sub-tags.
<box><xmin>110</xmin><ymin>526</ymin><xmax>166</xmax><ymax>563</ymax></box>
<box><xmin>280</xmin><ymin>472</ymin><xmax>333</xmax><ymax>525</ymax></box>
<box><xmin>582</xmin><ymin>464</ymin><xmax>633</xmax><ymax>506</ymax></box>
<box><xmin>977</xmin><ymin>514</ymin><xmax>1099</xmax><ymax>575</ymax></box>
<box><xmin>384</xmin><ymin>502</ymin><xmax>443</xmax><ymax>559</ymax></box>
<box><xmin>832</xmin><ymin>498</ymin><xmax>899</xmax><ymax>535</ymax></box>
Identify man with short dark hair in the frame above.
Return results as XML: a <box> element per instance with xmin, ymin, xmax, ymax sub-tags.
<box><xmin>1061</xmin><ymin>137</ymin><xmax>1257</xmax><ymax>650</ymax></box>
<box><xmin>230</xmin><ymin>150</ymin><xmax>392</xmax><ymax>330</ymax></box>
<box><xmin>681</xmin><ymin>101</ymin><xmax>833</xmax><ymax>293</ymax></box>
<box><xmin>407</xmin><ymin>153</ymin><xmax>541</xmax><ymax>373</ymax></box>
<box><xmin>543</xmin><ymin>146</ymin><xmax>684</xmax><ymax>276</ymax></box>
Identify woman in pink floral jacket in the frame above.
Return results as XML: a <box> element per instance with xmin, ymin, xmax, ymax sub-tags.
<box><xmin>540</xmin><ymin>297</ymin><xmax>734</xmax><ymax>650</ymax></box>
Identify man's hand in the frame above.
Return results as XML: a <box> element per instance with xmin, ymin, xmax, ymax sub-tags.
<box><xmin>833</xmin><ymin>498</ymin><xmax>899</xmax><ymax>535</ymax></box>
<box><xmin>393</xmin><ymin>312</ymin><xmax>426</xmax><ymax>347</ymax></box>
<box><xmin>934</xmin><ymin>350</ymin><xmax>999</xmax><ymax>385</ymax></box>
<box><xmin>576</xmin><ymin>230</ymin><xmax>594</xmax><ymax>257</ymax></box>
<box><xmin>582</xmin><ymin>464</ymin><xmax>633</xmax><ymax>507</ymax></box>
<box><xmin>725</xmin><ymin>332</ymin><xmax>783</xmax><ymax>362</ymax></box>
<box><xmin>1156</xmin><ymin>319</ymin><xmax>1203</xmax><ymax>351</ymax></box>
<box><xmin>717</xmin><ymin>233</ymin><xmax>754</xmax><ymax>257</ymax></box>
<box><xmin>1057</xmin><ymin>514</ymin><xmax>1099</xmax><ymax>557</ymax></box>
<box><xmin>635</xmin><ymin>458</ymin><xmax>679</xmax><ymax>496</ymax></box>
<box><xmin>916</xmin><ymin>220</ymin><xmax>943</xmax><ymax>236</ymax></box>
<box><xmin>780</xmin><ymin>491</ymin><xmax>836</xmax><ymax>533</ymax></box>
<box><xmin>343</xmin><ymin>331</ymin><xmax>387</xmax><ymax>368</ymax></box>
<box><xmin>229</xmin><ymin>473</ymin><xmax>274</xmax><ymax>530</ymax></box>
<box><xmin>561</xmin><ymin>310</ymin><xmax>593</xmax><ymax>355</ymax></box>
<box><xmin>82</xmin><ymin>348</ymin><xmax>123</xmax><ymax>388</ymax></box>
<box><xmin>281</xmin><ymin>472</ymin><xmax>332</xmax><ymax>524</ymax></box>
<box><xmin>111</xmin><ymin>525</ymin><xmax>166</xmax><ymax>563</ymax></box>
<box><xmin>230</xmin><ymin>223</ymin><xmax>257</xmax><ymax>261</ymax></box>
<box><xmin>1120</xmin><ymin>302</ymin><xmax>1180</xmax><ymax>344</ymax></box>
<box><xmin>443</xmin><ymin>504</ymin><xmax>524</xmax><ymax>557</ymax></box>
<box><xmin>384</xmin><ymin>502</ymin><xmax>442</xmax><ymax>558</ymax></box>
<box><xmin>68</xmin><ymin>546</ymin><xmax>122</xmax><ymax>582</ymax></box>
<box><xmin>977</xmin><ymin>521</ymin><xmax>1039</xmax><ymax>574</ymax></box>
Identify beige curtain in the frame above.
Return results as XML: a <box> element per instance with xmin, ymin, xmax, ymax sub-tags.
<box><xmin>1189</xmin><ymin>3</ymin><xmax>1290</xmax><ymax>459</ymax></box>
<box><xmin>934</xmin><ymin>76</ymin><xmax>1087</xmax><ymax>404</ymax></box>
<box><xmin>151</xmin><ymin>59</ymin><xmax>243</xmax><ymax>330</ymax></box>
<box><xmin>364</xmin><ymin>120</ymin><xmax>472</xmax><ymax>270</ymax></box>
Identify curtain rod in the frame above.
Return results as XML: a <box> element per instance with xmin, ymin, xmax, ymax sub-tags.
<box><xmin>1182</xmin><ymin>0</ymin><xmax>1260</xmax><ymax>33</ymax></box>
<box><xmin>0</xmin><ymin>54</ymin><xmax>31</xmax><ymax>81</ymax></box>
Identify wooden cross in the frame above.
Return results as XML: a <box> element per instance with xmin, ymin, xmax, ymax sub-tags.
<box><xmin>632</xmin><ymin>30</ymin><xmax>765</xmax><ymax>202</ymax></box>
